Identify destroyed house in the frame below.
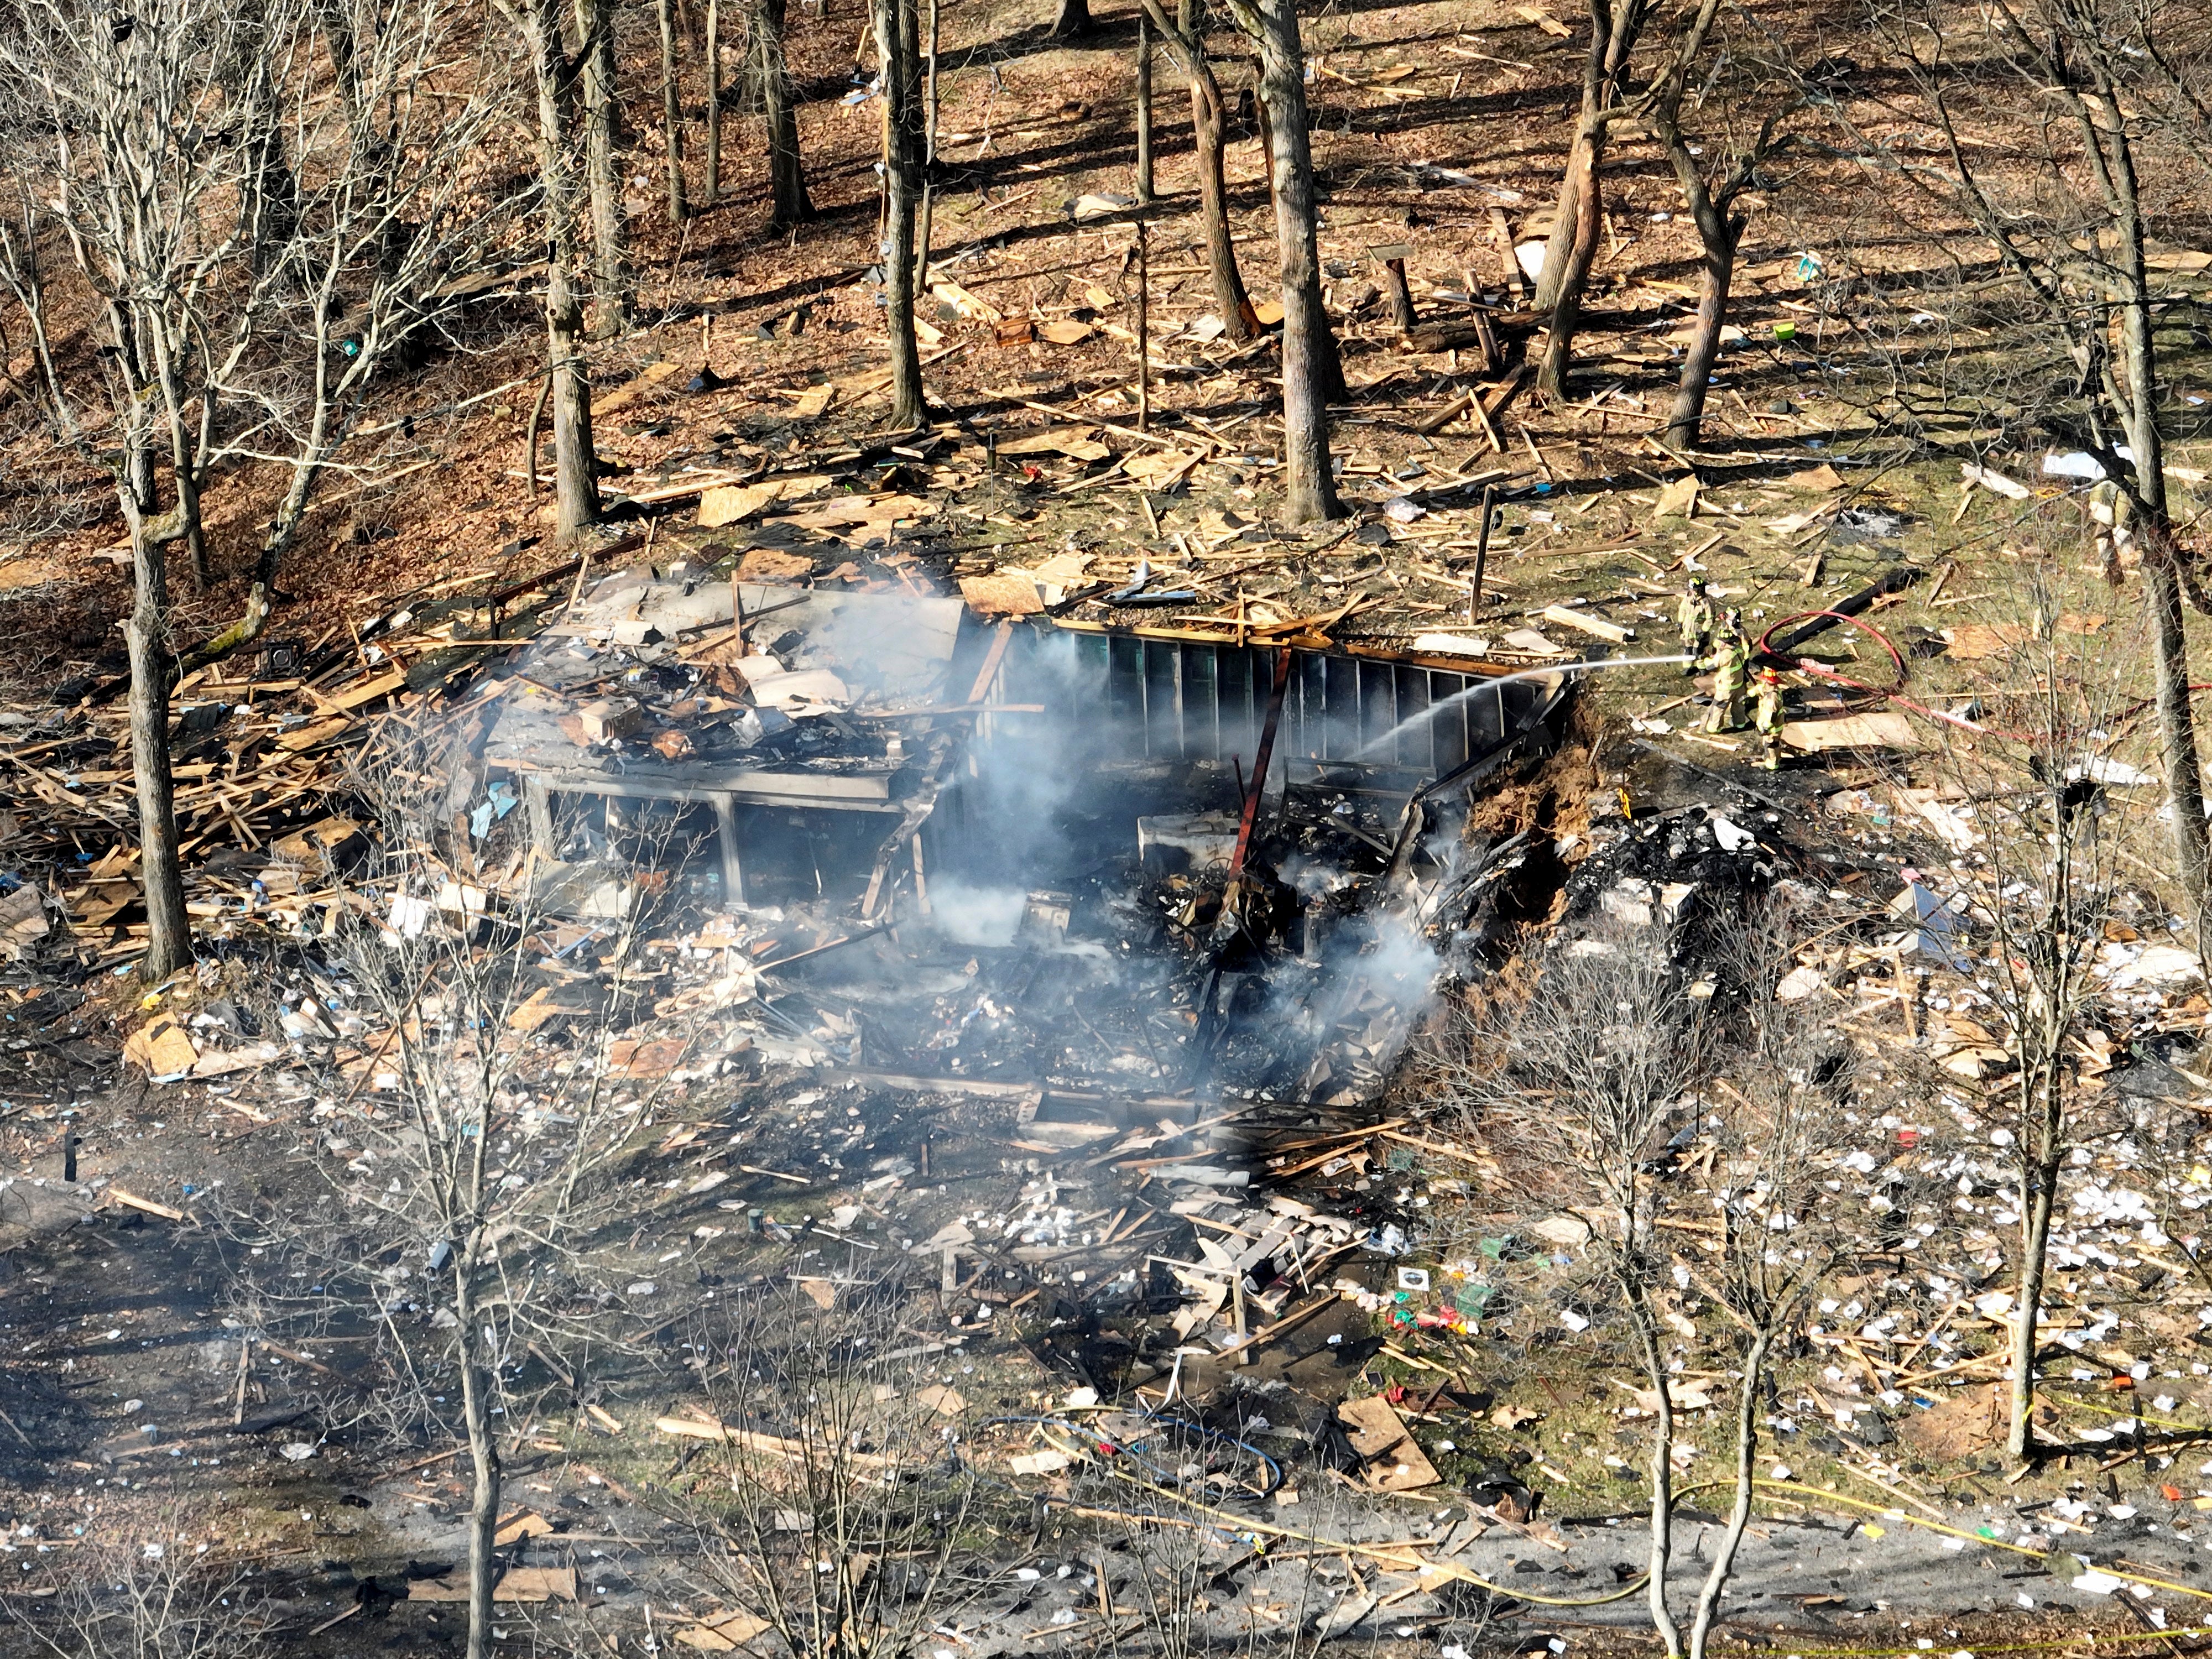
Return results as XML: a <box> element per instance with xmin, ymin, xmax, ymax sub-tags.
<box><xmin>483</xmin><ymin>575</ymin><xmax>1569</xmax><ymax>920</ymax></box>
<box><xmin>478</xmin><ymin>573</ymin><xmax>1572</xmax><ymax>1096</ymax></box>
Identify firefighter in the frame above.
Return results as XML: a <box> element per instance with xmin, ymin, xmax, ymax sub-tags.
<box><xmin>1676</xmin><ymin>580</ymin><xmax>1715</xmax><ymax>674</ymax></box>
<box><xmin>1752</xmin><ymin>666</ymin><xmax>1786</xmax><ymax>770</ymax></box>
<box><xmin>1704</xmin><ymin>610</ymin><xmax>1750</xmax><ymax>733</ymax></box>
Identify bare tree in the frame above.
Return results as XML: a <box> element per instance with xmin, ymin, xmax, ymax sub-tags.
<box><xmin>1671</xmin><ymin>901</ymin><xmax>1851</xmax><ymax>1656</ymax></box>
<box><xmin>1432</xmin><ymin>893</ymin><xmax>1858</xmax><ymax>1657</ymax></box>
<box><xmin>1840</xmin><ymin>0</ymin><xmax>2212</xmax><ymax>951</ymax></box>
<box><xmin>22</xmin><ymin>1530</ymin><xmax>267</xmax><ymax>1659</ymax></box>
<box><xmin>658</xmin><ymin>0</ymin><xmax>690</xmax><ymax>223</ymax></box>
<box><xmin>1896</xmin><ymin>571</ymin><xmax>2141</xmax><ymax>1460</ymax></box>
<box><xmin>0</xmin><ymin>0</ymin><xmax>300</xmax><ymax>589</ymax></box>
<box><xmin>236</xmin><ymin>755</ymin><xmax>690</xmax><ymax>1659</ymax></box>
<box><xmin>1640</xmin><ymin>0</ymin><xmax>1798</xmax><ymax>448</ymax></box>
<box><xmin>1532</xmin><ymin>0</ymin><xmax>1652</xmax><ymax>398</ymax></box>
<box><xmin>677</xmin><ymin>1280</ymin><xmax>984</xmax><ymax>1659</ymax></box>
<box><xmin>1135</xmin><ymin>13</ymin><xmax>1155</xmax><ymax>202</ymax></box>
<box><xmin>1530</xmin><ymin>0</ymin><xmax>1792</xmax><ymax>409</ymax></box>
<box><xmin>233</xmin><ymin>0</ymin><xmax>521</xmax><ymax>597</ymax></box>
<box><xmin>705</xmin><ymin>0</ymin><xmax>723</xmax><ymax>201</ymax></box>
<box><xmin>0</xmin><ymin>0</ymin><xmax>307</xmax><ymax>977</ymax></box>
<box><xmin>1136</xmin><ymin>0</ymin><xmax>1257</xmax><ymax>340</ymax></box>
<box><xmin>1436</xmin><ymin>922</ymin><xmax>1710</xmax><ymax>1654</ymax></box>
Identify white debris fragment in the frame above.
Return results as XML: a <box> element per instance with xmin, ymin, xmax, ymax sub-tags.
<box><xmin>1709</xmin><ymin>815</ymin><xmax>1755</xmax><ymax>852</ymax></box>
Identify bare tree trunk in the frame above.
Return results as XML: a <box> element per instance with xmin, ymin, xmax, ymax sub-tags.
<box><xmin>914</xmin><ymin>0</ymin><xmax>937</xmax><ymax>298</ymax></box>
<box><xmin>1532</xmin><ymin>105</ymin><xmax>1599</xmax><ymax>311</ymax></box>
<box><xmin>1684</xmin><ymin>1331</ymin><xmax>1768</xmax><ymax>1659</ymax></box>
<box><xmin>1665</xmin><ymin>209</ymin><xmax>1740</xmax><ymax>448</ymax></box>
<box><xmin>1140</xmin><ymin>0</ymin><xmax>1255</xmax><ymax>340</ymax></box>
<box><xmin>162</xmin><ymin>403</ymin><xmax>209</xmax><ymax>589</ymax></box>
<box><xmin>549</xmin><ymin>289</ymin><xmax>599</xmax><ymax>536</ymax></box>
<box><xmin>454</xmin><ymin>1270</ymin><xmax>502</xmax><ymax>1659</ymax></box>
<box><xmin>1535</xmin><ymin>0</ymin><xmax>1642</xmax><ymax>392</ymax></box>
<box><xmin>1190</xmin><ymin>64</ymin><xmax>1253</xmax><ymax>338</ymax></box>
<box><xmin>705</xmin><ymin>0</ymin><xmax>721</xmax><ymax>201</ymax></box>
<box><xmin>2081</xmin><ymin>39</ymin><xmax>2211</xmax><ymax>949</ymax></box>
<box><xmin>1250</xmin><ymin>0</ymin><xmax>1340</xmax><ymax>522</ymax></box>
<box><xmin>576</xmin><ymin>0</ymin><xmax>633</xmax><ymax>332</ymax></box>
<box><xmin>243</xmin><ymin>112</ymin><xmax>298</xmax><ymax>278</ymax></box>
<box><xmin>144</xmin><ymin>322</ymin><xmax>209</xmax><ymax>589</ymax></box>
<box><xmin>526</xmin><ymin>0</ymin><xmax>601</xmax><ymax>536</ymax></box>
<box><xmin>1135</xmin><ymin>13</ymin><xmax>1154</xmax><ymax>202</ymax></box>
<box><xmin>754</xmin><ymin>0</ymin><xmax>813</xmax><ymax>227</ymax></box>
<box><xmin>1629</xmin><ymin>1292</ymin><xmax>1685</xmax><ymax>1658</ymax></box>
<box><xmin>874</xmin><ymin>0</ymin><xmax>925</xmax><ymax>428</ymax></box>
<box><xmin>2121</xmin><ymin>311</ymin><xmax>2212</xmax><ymax>929</ymax></box>
<box><xmin>123</xmin><ymin>494</ymin><xmax>190</xmax><ymax>982</ymax></box>
<box><xmin>126</xmin><ymin>430</ymin><xmax>157</xmax><ymax>520</ymax></box>
<box><xmin>2007</xmin><ymin>1065</ymin><xmax>2064</xmax><ymax>1460</ymax></box>
<box><xmin>255</xmin><ymin>384</ymin><xmax>332</xmax><ymax>589</ymax></box>
<box><xmin>1535</xmin><ymin>158</ymin><xmax>1601</xmax><ymax>400</ymax></box>
<box><xmin>658</xmin><ymin>0</ymin><xmax>688</xmax><ymax>222</ymax></box>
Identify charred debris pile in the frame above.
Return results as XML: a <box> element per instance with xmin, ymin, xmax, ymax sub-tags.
<box><xmin>1</xmin><ymin>547</ymin><xmax>1585</xmax><ymax>1104</ymax></box>
<box><xmin>406</xmin><ymin>571</ymin><xmax>1577</xmax><ymax>1103</ymax></box>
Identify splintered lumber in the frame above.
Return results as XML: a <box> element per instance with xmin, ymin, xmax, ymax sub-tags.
<box><xmin>1400</xmin><ymin>313</ymin><xmax>1532</xmax><ymax>355</ymax></box>
<box><xmin>1050</xmin><ymin>618</ymin><xmax>1511</xmax><ymax>675</ymax></box>
<box><xmin>1415</xmin><ymin>392</ymin><xmax>1475</xmax><ymax>435</ymax></box>
<box><xmin>654</xmin><ymin>1414</ymin><xmax>897</xmax><ymax>1467</ymax></box>
<box><xmin>1780</xmin><ymin>712</ymin><xmax>1926</xmax><ymax>752</ymax></box>
<box><xmin>309</xmin><ymin>668</ymin><xmax>407</xmax><ymax>715</ymax></box>
<box><xmin>274</xmin><ymin>716</ymin><xmax>354</xmax><ymax>752</ymax></box>
<box><xmin>1417</xmin><ymin>360</ymin><xmax>1533</xmax><ymax>439</ymax></box>
<box><xmin>105</xmin><ymin>1187</ymin><xmax>189</xmax><ymax>1222</ymax></box>
<box><xmin>619</xmin><ymin>468</ymin><xmax>760</xmax><ymax>507</ymax></box>
<box><xmin>1206</xmin><ymin>1291</ymin><xmax>1340</xmax><ymax>1362</ymax></box>
<box><xmin>1540</xmin><ymin>606</ymin><xmax>1630</xmax><ymax>643</ymax></box>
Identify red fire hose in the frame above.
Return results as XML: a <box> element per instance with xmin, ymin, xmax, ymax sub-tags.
<box><xmin>1753</xmin><ymin>609</ymin><xmax>2027</xmax><ymax>742</ymax></box>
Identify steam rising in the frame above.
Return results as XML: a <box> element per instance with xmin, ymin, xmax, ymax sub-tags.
<box><xmin>924</xmin><ymin>879</ymin><xmax>1027</xmax><ymax>947</ymax></box>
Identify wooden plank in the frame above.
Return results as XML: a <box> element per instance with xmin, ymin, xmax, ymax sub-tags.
<box><xmin>1048</xmin><ymin>619</ymin><xmax>1517</xmax><ymax>679</ymax></box>
<box><xmin>275</xmin><ymin>716</ymin><xmax>354</xmax><ymax>752</ymax></box>
<box><xmin>1780</xmin><ymin>712</ymin><xmax>1926</xmax><ymax>753</ymax></box>
<box><xmin>309</xmin><ymin>668</ymin><xmax>408</xmax><ymax>716</ymax></box>
<box><xmin>105</xmin><ymin>1186</ymin><xmax>188</xmax><ymax>1222</ymax></box>
<box><xmin>1540</xmin><ymin>605</ymin><xmax>1630</xmax><ymax>643</ymax></box>
<box><xmin>491</xmin><ymin>762</ymin><xmax>898</xmax><ymax>806</ymax></box>
<box><xmin>1336</xmin><ymin>1394</ymin><xmax>1441</xmax><ymax>1490</ymax></box>
<box><xmin>618</xmin><ymin>468</ymin><xmax>760</xmax><ymax>507</ymax></box>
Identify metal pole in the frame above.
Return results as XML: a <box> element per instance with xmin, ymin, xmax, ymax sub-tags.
<box><xmin>1229</xmin><ymin>647</ymin><xmax>1291</xmax><ymax>877</ymax></box>
<box><xmin>1136</xmin><ymin>219</ymin><xmax>1151</xmax><ymax>432</ymax></box>
<box><xmin>1135</xmin><ymin>12</ymin><xmax>1154</xmax><ymax>202</ymax></box>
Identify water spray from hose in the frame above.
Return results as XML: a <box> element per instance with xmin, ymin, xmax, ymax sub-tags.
<box><xmin>1353</xmin><ymin>654</ymin><xmax>1694</xmax><ymax>759</ymax></box>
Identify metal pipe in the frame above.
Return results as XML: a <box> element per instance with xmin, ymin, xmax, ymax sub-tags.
<box><xmin>1229</xmin><ymin>647</ymin><xmax>1291</xmax><ymax>877</ymax></box>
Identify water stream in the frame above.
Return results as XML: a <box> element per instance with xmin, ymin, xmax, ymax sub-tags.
<box><xmin>1352</xmin><ymin>654</ymin><xmax>1694</xmax><ymax>760</ymax></box>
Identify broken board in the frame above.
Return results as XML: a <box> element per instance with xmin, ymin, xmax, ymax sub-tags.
<box><xmin>409</xmin><ymin>1566</ymin><xmax>577</xmax><ymax>1603</ymax></box>
<box><xmin>1335</xmin><ymin>1394</ymin><xmax>1439</xmax><ymax>1491</ymax></box>
<box><xmin>1780</xmin><ymin>712</ymin><xmax>1925</xmax><ymax>752</ymax></box>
